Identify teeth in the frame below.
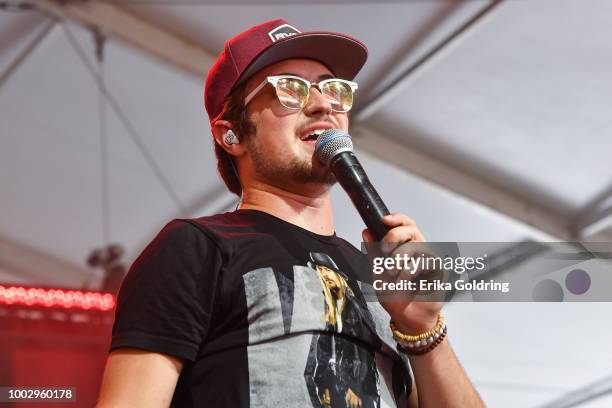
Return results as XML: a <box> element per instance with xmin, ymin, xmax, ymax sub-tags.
<box><xmin>302</xmin><ymin>128</ymin><xmax>328</xmax><ymax>140</ymax></box>
<box><xmin>301</xmin><ymin>128</ymin><xmax>330</xmax><ymax>141</ymax></box>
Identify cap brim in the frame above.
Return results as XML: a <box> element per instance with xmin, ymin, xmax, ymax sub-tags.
<box><xmin>237</xmin><ymin>32</ymin><xmax>368</xmax><ymax>86</ymax></box>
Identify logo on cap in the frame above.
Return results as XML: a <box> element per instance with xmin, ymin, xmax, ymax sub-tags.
<box><xmin>268</xmin><ymin>23</ymin><xmax>301</xmax><ymax>42</ymax></box>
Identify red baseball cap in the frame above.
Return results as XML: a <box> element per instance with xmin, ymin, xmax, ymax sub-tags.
<box><xmin>204</xmin><ymin>19</ymin><xmax>368</xmax><ymax>124</ymax></box>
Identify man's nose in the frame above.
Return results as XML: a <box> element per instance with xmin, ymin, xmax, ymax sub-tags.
<box><xmin>303</xmin><ymin>87</ymin><xmax>332</xmax><ymax>117</ymax></box>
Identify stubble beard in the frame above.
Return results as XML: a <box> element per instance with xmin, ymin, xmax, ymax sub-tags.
<box><xmin>249</xmin><ymin>139</ymin><xmax>336</xmax><ymax>189</ymax></box>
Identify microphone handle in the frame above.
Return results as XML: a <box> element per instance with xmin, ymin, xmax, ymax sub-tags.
<box><xmin>330</xmin><ymin>152</ymin><xmax>390</xmax><ymax>241</ymax></box>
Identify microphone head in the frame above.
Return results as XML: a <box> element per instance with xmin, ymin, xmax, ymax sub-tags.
<box><xmin>315</xmin><ymin>129</ymin><xmax>354</xmax><ymax>166</ymax></box>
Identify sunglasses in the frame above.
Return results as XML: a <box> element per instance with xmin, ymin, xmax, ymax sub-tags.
<box><xmin>243</xmin><ymin>75</ymin><xmax>358</xmax><ymax>112</ymax></box>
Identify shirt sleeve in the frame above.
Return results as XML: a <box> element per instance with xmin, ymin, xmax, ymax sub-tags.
<box><xmin>110</xmin><ymin>219</ymin><xmax>221</xmax><ymax>362</ymax></box>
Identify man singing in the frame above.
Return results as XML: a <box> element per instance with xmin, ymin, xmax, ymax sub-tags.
<box><xmin>97</xmin><ymin>19</ymin><xmax>484</xmax><ymax>408</ymax></box>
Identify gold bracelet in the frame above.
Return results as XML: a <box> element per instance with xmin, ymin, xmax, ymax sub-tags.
<box><xmin>390</xmin><ymin>313</ymin><xmax>445</xmax><ymax>343</ymax></box>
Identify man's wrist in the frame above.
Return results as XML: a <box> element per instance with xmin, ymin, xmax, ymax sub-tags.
<box><xmin>392</xmin><ymin>311</ymin><xmax>439</xmax><ymax>335</ymax></box>
<box><xmin>391</xmin><ymin>313</ymin><xmax>447</xmax><ymax>355</ymax></box>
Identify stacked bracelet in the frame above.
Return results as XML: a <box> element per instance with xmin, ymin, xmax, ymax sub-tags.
<box><xmin>390</xmin><ymin>313</ymin><xmax>447</xmax><ymax>355</ymax></box>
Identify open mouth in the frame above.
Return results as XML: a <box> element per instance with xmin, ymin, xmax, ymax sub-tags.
<box><xmin>301</xmin><ymin>134</ymin><xmax>318</xmax><ymax>143</ymax></box>
<box><xmin>300</xmin><ymin>128</ymin><xmax>327</xmax><ymax>143</ymax></box>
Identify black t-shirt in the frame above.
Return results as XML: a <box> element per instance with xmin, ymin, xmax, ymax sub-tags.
<box><xmin>111</xmin><ymin>210</ymin><xmax>412</xmax><ymax>407</ymax></box>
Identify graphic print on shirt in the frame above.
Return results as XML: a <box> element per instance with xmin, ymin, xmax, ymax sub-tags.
<box><xmin>304</xmin><ymin>252</ymin><xmax>380</xmax><ymax>408</ymax></box>
<box><xmin>242</xmin><ymin>252</ymin><xmax>408</xmax><ymax>407</ymax></box>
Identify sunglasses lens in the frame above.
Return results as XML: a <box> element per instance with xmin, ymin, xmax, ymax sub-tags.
<box><xmin>273</xmin><ymin>77</ymin><xmax>356</xmax><ymax>112</ymax></box>
<box><xmin>276</xmin><ymin>78</ymin><xmax>309</xmax><ymax>109</ymax></box>
<box><xmin>322</xmin><ymin>81</ymin><xmax>354</xmax><ymax>112</ymax></box>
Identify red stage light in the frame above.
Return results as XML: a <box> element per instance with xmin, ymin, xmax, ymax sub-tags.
<box><xmin>0</xmin><ymin>285</ymin><xmax>115</xmax><ymax>311</ymax></box>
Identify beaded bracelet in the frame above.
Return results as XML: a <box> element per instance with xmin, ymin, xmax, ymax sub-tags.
<box><xmin>390</xmin><ymin>313</ymin><xmax>444</xmax><ymax>342</ymax></box>
<box><xmin>390</xmin><ymin>313</ymin><xmax>447</xmax><ymax>355</ymax></box>
<box><xmin>398</xmin><ymin>326</ymin><xmax>447</xmax><ymax>355</ymax></box>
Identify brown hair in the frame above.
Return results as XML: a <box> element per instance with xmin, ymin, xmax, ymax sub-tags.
<box><xmin>213</xmin><ymin>81</ymin><xmax>256</xmax><ymax>196</ymax></box>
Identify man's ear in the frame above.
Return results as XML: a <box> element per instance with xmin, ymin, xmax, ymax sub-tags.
<box><xmin>212</xmin><ymin>120</ymin><xmax>246</xmax><ymax>156</ymax></box>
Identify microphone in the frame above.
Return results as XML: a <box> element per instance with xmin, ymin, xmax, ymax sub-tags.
<box><xmin>315</xmin><ymin>129</ymin><xmax>390</xmax><ymax>241</ymax></box>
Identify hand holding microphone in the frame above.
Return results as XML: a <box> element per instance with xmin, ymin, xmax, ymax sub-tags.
<box><xmin>315</xmin><ymin>129</ymin><xmax>391</xmax><ymax>241</ymax></box>
<box><xmin>316</xmin><ymin>129</ymin><xmax>442</xmax><ymax>334</ymax></box>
